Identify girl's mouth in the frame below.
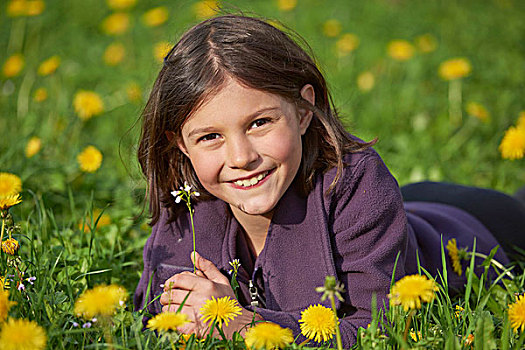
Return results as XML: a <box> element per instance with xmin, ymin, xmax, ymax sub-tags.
<box><xmin>231</xmin><ymin>169</ymin><xmax>274</xmax><ymax>189</ymax></box>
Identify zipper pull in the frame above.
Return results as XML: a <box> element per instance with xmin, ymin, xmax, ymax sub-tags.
<box><xmin>248</xmin><ymin>280</ymin><xmax>259</xmax><ymax>307</ymax></box>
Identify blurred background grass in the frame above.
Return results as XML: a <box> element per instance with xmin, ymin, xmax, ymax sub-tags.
<box><xmin>1</xmin><ymin>0</ymin><xmax>524</xmax><ymax>253</ymax></box>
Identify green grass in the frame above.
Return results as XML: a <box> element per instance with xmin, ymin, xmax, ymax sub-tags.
<box><xmin>1</xmin><ymin>0</ymin><xmax>525</xmax><ymax>348</ymax></box>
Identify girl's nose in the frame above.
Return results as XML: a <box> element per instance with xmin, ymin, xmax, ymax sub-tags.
<box><xmin>226</xmin><ymin>135</ymin><xmax>259</xmax><ymax>169</ymax></box>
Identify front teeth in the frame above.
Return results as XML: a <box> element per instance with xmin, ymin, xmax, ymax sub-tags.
<box><xmin>234</xmin><ymin>171</ymin><xmax>268</xmax><ymax>187</ymax></box>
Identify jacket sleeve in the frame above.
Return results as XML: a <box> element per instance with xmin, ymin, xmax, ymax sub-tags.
<box><xmin>327</xmin><ymin>151</ymin><xmax>409</xmax><ymax>346</ymax></box>
<box><xmin>133</xmin><ymin>221</ymin><xmax>158</xmax><ymax>314</ymax></box>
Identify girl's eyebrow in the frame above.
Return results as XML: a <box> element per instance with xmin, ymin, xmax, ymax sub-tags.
<box><xmin>187</xmin><ymin>106</ymin><xmax>281</xmax><ymax>139</ymax></box>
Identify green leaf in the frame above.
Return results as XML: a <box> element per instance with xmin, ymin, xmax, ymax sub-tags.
<box><xmin>474</xmin><ymin>310</ymin><xmax>496</xmax><ymax>350</ymax></box>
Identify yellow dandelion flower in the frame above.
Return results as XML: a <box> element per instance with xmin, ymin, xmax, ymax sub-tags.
<box><xmin>499</xmin><ymin>126</ymin><xmax>525</xmax><ymax>160</ymax></box>
<box><xmin>104</xmin><ymin>42</ymin><xmax>126</xmax><ymax>66</ymax></box>
<box><xmin>25</xmin><ymin>0</ymin><xmax>45</xmax><ymax>16</ymax></box>
<box><xmin>25</xmin><ymin>136</ymin><xmax>42</xmax><ymax>158</ymax></box>
<box><xmin>7</xmin><ymin>0</ymin><xmax>44</xmax><ymax>17</ymax></box>
<box><xmin>454</xmin><ymin>305</ymin><xmax>464</xmax><ymax>318</ymax></box>
<box><xmin>199</xmin><ymin>296</ymin><xmax>242</xmax><ymax>328</ymax></box>
<box><xmin>147</xmin><ymin>312</ymin><xmax>189</xmax><ymax>332</ymax></box>
<box><xmin>79</xmin><ymin>209</ymin><xmax>112</xmax><ymax>232</ymax></box>
<box><xmin>101</xmin><ymin>12</ymin><xmax>130</xmax><ymax>36</ymax></box>
<box><xmin>194</xmin><ymin>0</ymin><xmax>219</xmax><ymax>19</ymax></box>
<box><xmin>509</xmin><ymin>294</ymin><xmax>525</xmax><ymax>333</ymax></box>
<box><xmin>178</xmin><ymin>334</ymin><xmax>205</xmax><ymax>348</ymax></box>
<box><xmin>0</xmin><ymin>289</ymin><xmax>15</xmax><ymax>322</ymax></box>
<box><xmin>2</xmin><ymin>238</ymin><xmax>20</xmax><ymax>255</ymax></box>
<box><xmin>438</xmin><ymin>58</ymin><xmax>471</xmax><ymax>81</ymax></box>
<box><xmin>2</xmin><ymin>54</ymin><xmax>24</xmax><ymax>78</ymax></box>
<box><xmin>244</xmin><ymin>322</ymin><xmax>294</xmax><ymax>349</ymax></box>
<box><xmin>0</xmin><ymin>318</ymin><xmax>47</xmax><ymax>350</ymax></box>
<box><xmin>446</xmin><ymin>238</ymin><xmax>462</xmax><ymax>276</ymax></box>
<box><xmin>409</xmin><ymin>329</ymin><xmax>421</xmax><ymax>342</ymax></box>
<box><xmin>299</xmin><ymin>304</ymin><xmax>336</xmax><ymax>343</ymax></box>
<box><xmin>322</xmin><ymin>19</ymin><xmax>342</xmax><ymax>38</ymax></box>
<box><xmin>517</xmin><ymin>111</ymin><xmax>525</xmax><ymax>130</ymax></box>
<box><xmin>33</xmin><ymin>87</ymin><xmax>48</xmax><ymax>102</ymax></box>
<box><xmin>154</xmin><ymin>41</ymin><xmax>172</xmax><ymax>63</ymax></box>
<box><xmin>74</xmin><ymin>284</ymin><xmax>127</xmax><ymax>319</ymax></box>
<box><xmin>0</xmin><ymin>173</ymin><xmax>22</xmax><ymax>197</ymax></box>
<box><xmin>276</xmin><ymin>0</ymin><xmax>297</xmax><ymax>12</ymax></box>
<box><xmin>77</xmin><ymin>146</ymin><xmax>103</xmax><ymax>173</ymax></box>
<box><xmin>7</xmin><ymin>0</ymin><xmax>26</xmax><ymax>17</ymax></box>
<box><xmin>107</xmin><ymin>0</ymin><xmax>136</xmax><ymax>11</ymax></box>
<box><xmin>466</xmin><ymin>102</ymin><xmax>490</xmax><ymax>122</ymax></box>
<box><xmin>37</xmin><ymin>55</ymin><xmax>60</xmax><ymax>76</ymax></box>
<box><xmin>465</xmin><ymin>334</ymin><xmax>474</xmax><ymax>346</ymax></box>
<box><xmin>336</xmin><ymin>33</ymin><xmax>359</xmax><ymax>57</ymax></box>
<box><xmin>357</xmin><ymin>71</ymin><xmax>375</xmax><ymax>92</ymax></box>
<box><xmin>126</xmin><ymin>82</ymin><xmax>142</xmax><ymax>103</ymax></box>
<box><xmin>388</xmin><ymin>274</ymin><xmax>438</xmax><ymax>311</ymax></box>
<box><xmin>0</xmin><ymin>195</ymin><xmax>22</xmax><ymax>211</ymax></box>
<box><xmin>0</xmin><ymin>276</ymin><xmax>10</xmax><ymax>290</ymax></box>
<box><xmin>73</xmin><ymin>90</ymin><xmax>104</xmax><ymax>120</ymax></box>
<box><xmin>96</xmin><ymin>213</ymin><xmax>111</xmax><ymax>228</ymax></box>
<box><xmin>142</xmin><ymin>7</ymin><xmax>168</xmax><ymax>27</ymax></box>
<box><xmin>415</xmin><ymin>33</ymin><xmax>437</xmax><ymax>53</ymax></box>
<box><xmin>387</xmin><ymin>40</ymin><xmax>415</xmax><ymax>61</ymax></box>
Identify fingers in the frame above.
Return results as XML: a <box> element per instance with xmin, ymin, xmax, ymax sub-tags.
<box><xmin>191</xmin><ymin>252</ymin><xmax>229</xmax><ymax>284</ymax></box>
<box><xmin>160</xmin><ymin>288</ymin><xmax>194</xmax><ymax>306</ymax></box>
<box><xmin>163</xmin><ymin>273</ymin><xmax>201</xmax><ymax>292</ymax></box>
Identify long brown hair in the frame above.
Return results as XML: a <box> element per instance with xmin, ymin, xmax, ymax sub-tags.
<box><xmin>138</xmin><ymin>15</ymin><xmax>374</xmax><ymax>225</ymax></box>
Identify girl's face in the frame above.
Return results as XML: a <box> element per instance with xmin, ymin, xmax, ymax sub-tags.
<box><xmin>178</xmin><ymin>78</ymin><xmax>313</xmax><ymax>217</ymax></box>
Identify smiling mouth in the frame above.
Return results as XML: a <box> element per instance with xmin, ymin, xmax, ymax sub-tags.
<box><xmin>232</xmin><ymin>170</ymin><xmax>272</xmax><ymax>188</ymax></box>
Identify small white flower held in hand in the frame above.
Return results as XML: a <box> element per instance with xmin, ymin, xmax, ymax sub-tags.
<box><xmin>170</xmin><ymin>190</ymin><xmax>182</xmax><ymax>203</ymax></box>
<box><xmin>171</xmin><ymin>182</ymin><xmax>200</xmax><ymax>205</ymax></box>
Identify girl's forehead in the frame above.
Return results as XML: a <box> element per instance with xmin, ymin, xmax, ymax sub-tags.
<box><xmin>187</xmin><ymin>79</ymin><xmax>287</xmax><ymax>123</ymax></box>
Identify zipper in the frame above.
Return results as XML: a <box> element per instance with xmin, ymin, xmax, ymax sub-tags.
<box><xmin>248</xmin><ymin>280</ymin><xmax>259</xmax><ymax>307</ymax></box>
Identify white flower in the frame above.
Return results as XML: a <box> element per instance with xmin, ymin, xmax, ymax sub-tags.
<box><xmin>194</xmin><ymin>192</ymin><xmax>200</xmax><ymax>197</ymax></box>
<box><xmin>171</xmin><ymin>190</ymin><xmax>183</xmax><ymax>203</ymax></box>
<box><xmin>184</xmin><ymin>181</ymin><xmax>192</xmax><ymax>192</ymax></box>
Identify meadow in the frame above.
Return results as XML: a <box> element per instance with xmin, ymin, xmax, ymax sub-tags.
<box><xmin>1</xmin><ymin>0</ymin><xmax>525</xmax><ymax>348</ymax></box>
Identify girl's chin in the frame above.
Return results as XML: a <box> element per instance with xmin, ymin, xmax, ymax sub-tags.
<box><xmin>234</xmin><ymin>202</ymin><xmax>276</xmax><ymax>216</ymax></box>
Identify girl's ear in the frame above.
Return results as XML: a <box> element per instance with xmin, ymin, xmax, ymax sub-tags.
<box><xmin>298</xmin><ymin>84</ymin><xmax>315</xmax><ymax>135</ymax></box>
<box><xmin>165</xmin><ymin>131</ymin><xmax>189</xmax><ymax>157</ymax></box>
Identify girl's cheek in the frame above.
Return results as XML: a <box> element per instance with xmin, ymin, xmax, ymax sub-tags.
<box><xmin>189</xmin><ymin>152</ymin><xmax>222</xmax><ymax>185</ymax></box>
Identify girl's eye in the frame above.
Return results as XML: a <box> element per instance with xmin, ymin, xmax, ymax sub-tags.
<box><xmin>250</xmin><ymin>118</ymin><xmax>270</xmax><ymax>128</ymax></box>
<box><xmin>198</xmin><ymin>133</ymin><xmax>220</xmax><ymax>142</ymax></box>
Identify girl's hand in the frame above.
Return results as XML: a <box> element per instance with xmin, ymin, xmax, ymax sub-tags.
<box><xmin>160</xmin><ymin>252</ymin><xmax>263</xmax><ymax>338</ymax></box>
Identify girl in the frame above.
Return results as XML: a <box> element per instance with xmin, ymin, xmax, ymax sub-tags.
<box><xmin>134</xmin><ymin>15</ymin><xmax>525</xmax><ymax>347</ymax></box>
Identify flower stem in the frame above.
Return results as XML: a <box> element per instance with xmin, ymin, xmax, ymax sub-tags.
<box><xmin>187</xmin><ymin>201</ymin><xmax>196</xmax><ymax>274</ymax></box>
<box><xmin>448</xmin><ymin>79</ymin><xmax>462</xmax><ymax>127</ymax></box>
<box><xmin>0</xmin><ymin>219</ymin><xmax>4</xmax><ymax>246</ymax></box>
<box><xmin>469</xmin><ymin>252</ymin><xmax>514</xmax><ymax>279</ymax></box>
<box><xmin>329</xmin><ymin>293</ymin><xmax>343</xmax><ymax>350</ymax></box>
<box><xmin>403</xmin><ymin>309</ymin><xmax>416</xmax><ymax>343</ymax></box>
<box><xmin>102</xmin><ymin>317</ymin><xmax>114</xmax><ymax>350</ymax></box>
<box><xmin>516</xmin><ymin>330</ymin><xmax>525</xmax><ymax>349</ymax></box>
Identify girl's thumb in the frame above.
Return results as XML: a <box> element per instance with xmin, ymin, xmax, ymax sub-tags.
<box><xmin>191</xmin><ymin>252</ymin><xmax>225</xmax><ymax>282</ymax></box>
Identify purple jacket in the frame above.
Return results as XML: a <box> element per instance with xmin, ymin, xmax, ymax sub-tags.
<box><xmin>134</xmin><ymin>147</ymin><xmax>508</xmax><ymax>347</ymax></box>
